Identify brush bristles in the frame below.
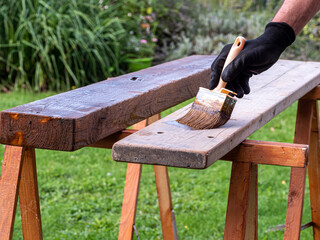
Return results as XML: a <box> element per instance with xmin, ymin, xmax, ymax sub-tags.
<box><xmin>177</xmin><ymin>103</ymin><xmax>230</xmax><ymax>129</ymax></box>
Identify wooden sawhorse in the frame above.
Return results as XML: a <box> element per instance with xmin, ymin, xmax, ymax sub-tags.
<box><xmin>1</xmin><ymin>56</ymin><xmax>320</xmax><ymax>239</ymax></box>
<box><xmin>114</xmin><ymin>85</ymin><xmax>320</xmax><ymax>239</ymax></box>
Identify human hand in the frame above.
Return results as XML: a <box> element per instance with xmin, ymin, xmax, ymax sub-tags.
<box><xmin>210</xmin><ymin>22</ymin><xmax>296</xmax><ymax>98</ymax></box>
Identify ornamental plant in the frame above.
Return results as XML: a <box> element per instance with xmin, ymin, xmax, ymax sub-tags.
<box><xmin>126</xmin><ymin>7</ymin><xmax>158</xmax><ymax>59</ymax></box>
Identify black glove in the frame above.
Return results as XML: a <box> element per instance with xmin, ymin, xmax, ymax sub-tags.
<box><xmin>210</xmin><ymin>22</ymin><xmax>296</xmax><ymax>98</ymax></box>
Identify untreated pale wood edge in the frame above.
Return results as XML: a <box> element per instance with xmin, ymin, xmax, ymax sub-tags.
<box><xmin>222</xmin><ymin>140</ymin><xmax>309</xmax><ymax>168</ymax></box>
<box><xmin>113</xmin><ymin>143</ymin><xmax>208</xmax><ymax>169</ymax></box>
<box><xmin>302</xmin><ymin>85</ymin><xmax>320</xmax><ymax>100</ymax></box>
<box><xmin>112</xmin><ymin>139</ymin><xmax>308</xmax><ymax>169</ymax></box>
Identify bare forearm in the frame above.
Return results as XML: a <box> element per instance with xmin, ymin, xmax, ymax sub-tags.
<box><xmin>272</xmin><ymin>0</ymin><xmax>320</xmax><ymax>35</ymax></box>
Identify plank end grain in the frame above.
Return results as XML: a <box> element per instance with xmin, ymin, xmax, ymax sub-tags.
<box><xmin>113</xmin><ymin>144</ymin><xmax>208</xmax><ymax>169</ymax></box>
<box><xmin>0</xmin><ymin>113</ymin><xmax>74</xmax><ymax>151</ymax></box>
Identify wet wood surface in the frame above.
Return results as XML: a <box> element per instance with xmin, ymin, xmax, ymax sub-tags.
<box><xmin>113</xmin><ymin>60</ymin><xmax>320</xmax><ymax>169</ymax></box>
<box><xmin>0</xmin><ymin>55</ymin><xmax>214</xmax><ymax>151</ymax></box>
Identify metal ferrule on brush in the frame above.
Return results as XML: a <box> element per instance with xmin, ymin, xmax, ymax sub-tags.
<box><xmin>195</xmin><ymin>87</ymin><xmax>237</xmax><ymax>115</ymax></box>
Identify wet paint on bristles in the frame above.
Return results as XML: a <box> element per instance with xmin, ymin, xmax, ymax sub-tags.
<box><xmin>176</xmin><ymin>87</ymin><xmax>237</xmax><ymax>129</ymax></box>
<box><xmin>177</xmin><ymin>102</ymin><xmax>230</xmax><ymax>129</ymax></box>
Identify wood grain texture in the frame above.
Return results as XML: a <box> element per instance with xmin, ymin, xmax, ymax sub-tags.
<box><xmin>19</xmin><ymin>148</ymin><xmax>43</xmax><ymax>240</ymax></box>
<box><xmin>284</xmin><ymin>99</ymin><xmax>313</xmax><ymax>240</ymax></box>
<box><xmin>244</xmin><ymin>164</ymin><xmax>258</xmax><ymax>240</ymax></box>
<box><xmin>307</xmin><ymin>101</ymin><xmax>320</xmax><ymax>238</ymax></box>
<box><xmin>223</xmin><ymin>162</ymin><xmax>253</xmax><ymax>240</ymax></box>
<box><xmin>222</xmin><ymin>140</ymin><xmax>308</xmax><ymax>168</ymax></box>
<box><xmin>0</xmin><ymin>146</ymin><xmax>24</xmax><ymax>240</ymax></box>
<box><xmin>154</xmin><ymin>165</ymin><xmax>176</xmax><ymax>240</ymax></box>
<box><xmin>113</xmin><ymin>61</ymin><xmax>320</xmax><ymax>169</ymax></box>
<box><xmin>0</xmin><ymin>55</ymin><xmax>214</xmax><ymax>151</ymax></box>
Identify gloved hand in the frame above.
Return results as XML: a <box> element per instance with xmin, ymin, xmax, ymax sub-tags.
<box><xmin>210</xmin><ymin>22</ymin><xmax>296</xmax><ymax>98</ymax></box>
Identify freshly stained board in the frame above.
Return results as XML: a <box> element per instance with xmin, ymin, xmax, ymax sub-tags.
<box><xmin>112</xmin><ymin>60</ymin><xmax>320</xmax><ymax>169</ymax></box>
<box><xmin>0</xmin><ymin>55</ymin><xmax>214</xmax><ymax>151</ymax></box>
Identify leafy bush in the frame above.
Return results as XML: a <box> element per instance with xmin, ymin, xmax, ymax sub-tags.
<box><xmin>0</xmin><ymin>0</ymin><xmax>128</xmax><ymax>91</ymax></box>
<box><xmin>1</xmin><ymin>0</ymin><xmax>320</xmax><ymax>91</ymax></box>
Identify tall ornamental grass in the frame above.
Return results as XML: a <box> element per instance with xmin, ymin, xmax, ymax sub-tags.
<box><xmin>0</xmin><ymin>0</ymin><xmax>128</xmax><ymax>91</ymax></box>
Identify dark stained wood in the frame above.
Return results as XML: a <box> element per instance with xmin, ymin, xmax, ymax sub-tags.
<box><xmin>0</xmin><ymin>146</ymin><xmax>24</xmax><ymax>240</ymax></box>
<box><xmin>284</xmin><ymin>99</ymin><xmax>313</xmax><ymax>240</ymax></box>
<box><xmin>0</xmin><ymin>55</ymin><xmax>214</xmax><ymax>151</ymax></box>
<box><xmin>222</xmin><ymin>140</ymin><xmax>308</xmax><ymax>168</ymax></box>
<box><xmin>113</xmin><ymin>61</ymin><xmax>320</xmax><ymax>169</ymax></box>
<box><xmin>223</xmin><ymin>162</ymin><xmax>253</xmax><ymax>240</ymax></box>
<box><xmin>19</xmin><ymin>148</ymin><xmax>43</xmax><ymax>240</ymax></box>
<box><xmin>307</xmin><ymin>101</ymin><xmax>320</xmax><ymax>238</ymax></box>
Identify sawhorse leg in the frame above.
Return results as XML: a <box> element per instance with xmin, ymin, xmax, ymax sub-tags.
<box><xmin>0</xmin><ymin>146</ymin><xmax>42</xmax><ymax>240</ymax></box>
<box><xmin>284</xmin><ymin>98</ymin><xmax>313</xmax><ymax>239</ymax></box>
<box><xmin>224</xmin><ymin>162</ymin><xmax>258</xmax><ymax>240</ymax></box>
<box><xmin>308</xmin><ymin>101</ymin><xmax>320</xmax><ymax>238</ymax></box>
<box><xmin>118</xmin><ymin>115</ymin><xmax>177</xmax><ymax>240</ymax></box>
<box><xmin>224</xmin><ymin>97</ymin><xmax>316</xmax><ymax>240</ymax></box>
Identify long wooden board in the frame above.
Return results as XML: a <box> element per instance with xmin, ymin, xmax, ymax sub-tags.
<box><xmin>0</xmin><ymin>55</ymin><xmax>214</xmax><ymax>151</ymax></box>
<box><xmin>113</xmin><ymin>60</ymin><xmax>320</xmax><ymax>169</ymax></box>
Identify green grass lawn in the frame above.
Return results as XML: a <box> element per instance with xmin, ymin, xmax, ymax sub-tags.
<box><xmin>0</xmin><ymin>91</ymin><xmax>314</xmax><ymax>239</ymax></box>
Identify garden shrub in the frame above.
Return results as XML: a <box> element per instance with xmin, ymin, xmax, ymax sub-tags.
<box><xmin>0</xmin><ymin>0</ymin><xmax>128</xmax><ymax>91</ymax></box>
<box><xmin>1</xmin><ymin>0</ymin><xmax>320</xmax><ymax>91</ymax></box>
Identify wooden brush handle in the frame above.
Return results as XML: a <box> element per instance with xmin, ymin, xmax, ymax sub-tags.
<box><xmin>214</xmin><ymin>36</ymin><xmax>246</xmax><ymax>91</ymax></box>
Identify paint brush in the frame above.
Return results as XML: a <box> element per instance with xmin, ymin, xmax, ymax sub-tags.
<box><xmin>177</xmin><ymin>36</ymin><xmax>246</xmax><ymax>129</ymax></box>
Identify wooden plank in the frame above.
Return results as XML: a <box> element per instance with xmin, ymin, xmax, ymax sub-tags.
<box><xmin>0</xmin><ymin>146</ymin><xmax>24</xmax><ymax>240</ymax></box>
<box><xmin>113</xmin><ymin>61</ymin><xmax>320</xmax><ymax>169</ymax></box>
<box><xmin>19</xmin><ymin>148</ymin><xmax>43</xmax><ymax>240</ymax></box>
<box><xmin>284</xmin><ymin>99</ymin><xmax>313</xmax><ymax>240</ymax></box>
<box><xmin>244</xmin><ymin>164</ymin><xmax>258</xmax><ymax>240</ymax></box>
<box><xmin>307</xmin><ymin>101</ymin><xmax>320</xmax><ymax>238</ymax></box>
<box><xmin>0</xmin><ymin>55</ymin><xmax>214</xmax><ymax>151</ymax></box>
<box><xmin>224</xmin><ymin>162</ymin><xmax>253</xmax><ymax>240</ymax></box>
<box><xmin>222</xmin><ymin>140</ymin><xmax>308</xmax><ymax>168</ymax></box>
<box><xmin>154</xmin><ymin>165</ymin><xmax>177</xmax><ymax>240</ymax></box>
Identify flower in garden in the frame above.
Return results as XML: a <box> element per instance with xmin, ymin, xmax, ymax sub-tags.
<box><xmin>147</xmin><ymin>7</ymin><xmax>153</xmax><ymax>15</ymax></box>
<box><xmin>152</xmin><ymin>38</ymin><xmax>158</xmax><ymax>42</ymax></box>
<box><xmin>140</xmin><ymin>39</ymin><xmax>147</xmax><ymax>44</ymax></box>
<box><xmin>141</xmin><ymin>23</ymin><xmax>150</xmax><ymax>29</ymax></box>
<box><xmin>145</xmin><ymin>15</ymin><xmax>153</xmax><ymax>21</ymax></box>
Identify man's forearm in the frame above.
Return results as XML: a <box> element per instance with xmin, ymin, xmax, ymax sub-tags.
<box><xmin>272</xmin><ymin>0</ymin><xmax>320</xmax><ymax>35</ymax></box>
